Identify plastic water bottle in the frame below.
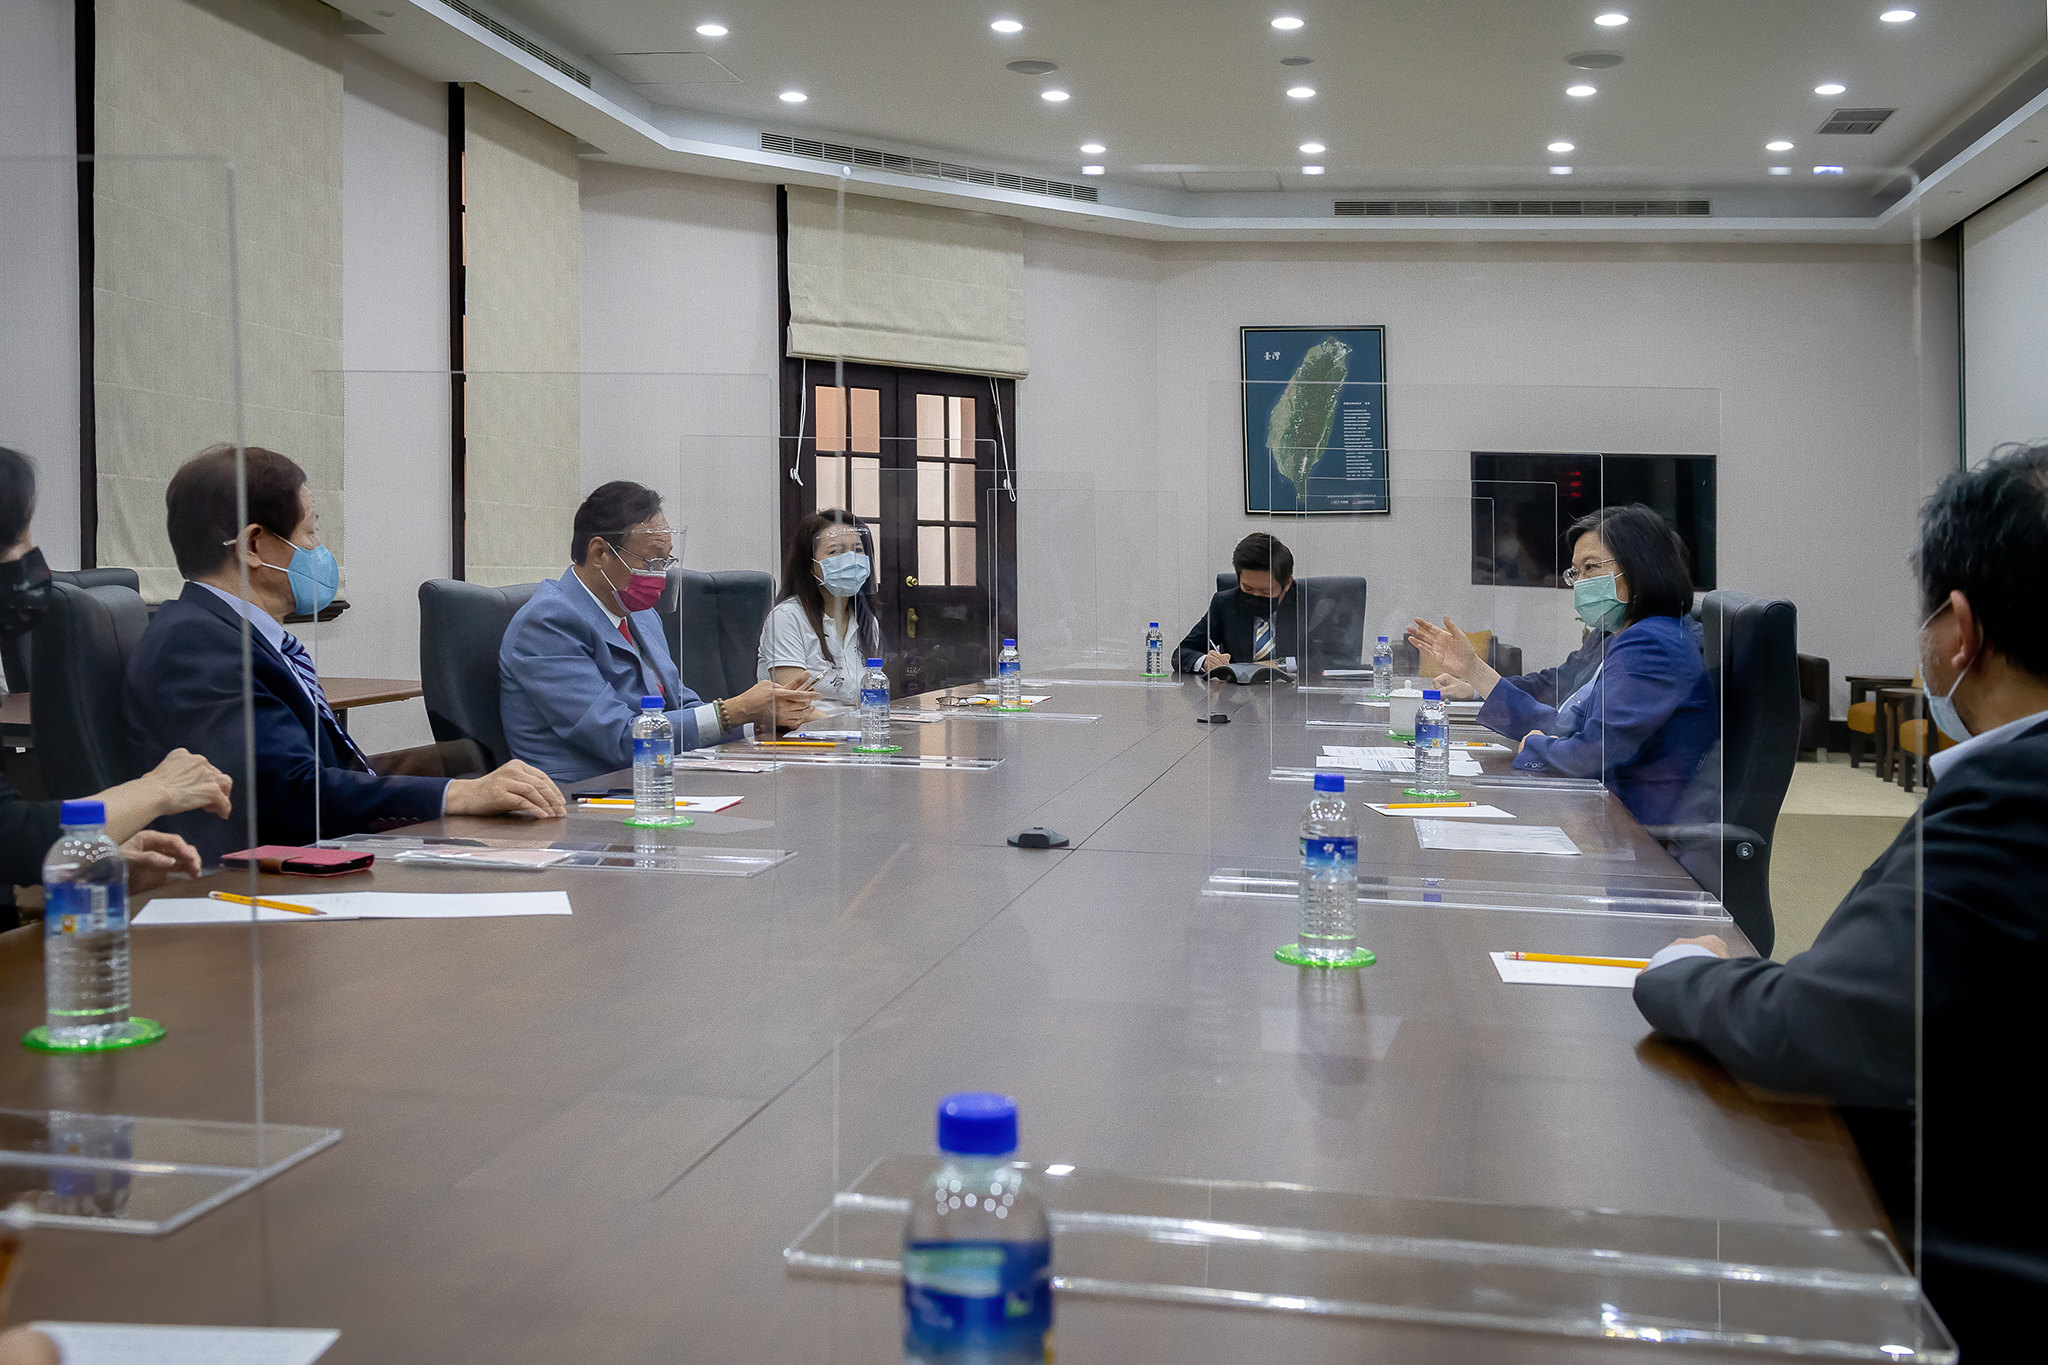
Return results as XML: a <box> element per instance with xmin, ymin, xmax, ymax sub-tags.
<box><xmin>1144</xmin><ymin>623</ymin><xmax>1164</xmax><ymax>677</ymax></box>
<box><xmin>1372</xmin><ymin>634</ymin><xmax>1392</xmax><ymax>695</ymax></box>
<box><xmin>630</xmin><ymin>696</ymin><xmax>676</xmax><ymax>824</ymax></box>
<box><xmin>903</xmin><ymin>1092</ymin><xmax>1052</xmax><ymax>1365</ymax></box>
<box><xmin>997</xmin><ymin>639</ymin><xmax>1022</xmax><ymax>707</ymax></box>
<box><xmin>1414</xmin><ymin>688</ymin><xmax>1453</xmax><ymax>795</ymax></box>
<box><xmin>1296</xmin><ymin>774</ymin><xmax>1359</xmax><ymax>965</ymax></box>
<box><xmin>42</xmin><ymin>800</ymin><xmax>136</xmax><ymax>1047</ymax></box>
<box><xmin>860</xmin><ymin>658</ymin><xmax>891</xmax><ymax>749</ymax></box>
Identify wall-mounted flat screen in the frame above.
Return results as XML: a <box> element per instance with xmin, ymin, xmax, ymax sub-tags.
<box><xmin>1470</xmin><ymin>452</ymin><xmax>1716</xmax><ymax>590</ymax></box>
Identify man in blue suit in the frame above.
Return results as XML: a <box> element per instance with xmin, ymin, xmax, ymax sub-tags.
<box><xmin>499</xmin><ymin>482</ymin><xmax>812</xmax><ymax>784</ymax></box>
<box><xmin>126</xmin><ymin>445</ymin><xmax>566</xmax><ymax>862</ymax></box>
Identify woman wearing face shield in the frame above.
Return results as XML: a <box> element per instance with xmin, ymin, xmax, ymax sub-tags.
<box><xmin>1414</xmin><ymin>504</ymin><xmax>1717</xmax><ymax>826</ymax></box>
<box><xmin>0</xmin><ymin>447</ymin><xmax>234</xmax><ymax>929</ymax></box>
<box><xmin>759</xmin><ymin>510</ymin><xmax>885</xmax><ymax>715</ymax></box>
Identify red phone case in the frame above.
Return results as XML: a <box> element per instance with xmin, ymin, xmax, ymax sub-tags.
<box><xmin>220</xmin><ymin>846</ymin><xmax>374</xmax><ymax>876</ymax></box>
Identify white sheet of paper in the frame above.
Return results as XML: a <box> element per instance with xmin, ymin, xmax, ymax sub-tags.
<box><xmin>135</xmin><ymin>891</ymin><xmax>573</xmax><ymax>926</ymax></box>
<box><xmin>394</xmin><ymin>849</ymin><xmax>571</xmax><ymax>871</ymax></box>
<box><xmin>1322</xmin><ymin>668</ymin><xmax>1372</xmax><ymax>678</ymax></box>
<box><xmin>31</xmin><ymin>1323</ymin><xmax>339</xmax><ymax>1365</ymax></box>
<box><xmin>676</xmin><ymin>757</ymin><xmax>780</xmax><ymax>773</ymax></box>
<box><xmin>575</xmin><ymin>795</ymin><xmax>744</xmax><ymax>813</ymax></box>
<box><xmin>885</xmin><ymin>710</ymin><xmax>948</xmax><ymax>723</ymax></box>
<box><xmin>1319</xmin><ymin>746</ymin><xmax>1482</xmax><ymax>776</ymax></box>
<box><xmin>1489</xmin><ymin>952</ymin><xmax>1639</xmax><ymax>988</ymax></box>
<box><xmin>961</xmin><ymin>694</ymin><xmax>1054</xmax><ymax>705</ymax></box>
<box><xmin>790</xmin><ymin>729</ymin><xmax>860</xmax><ymax>740</ymax></box>
<box><xmin>1366</xmin><ymin>803</ymin><xmax>1514</xmax><ymax>819</ymax></box>
<box><xmin>1415</xmin><ymin>821</ymin><xmax>1581</xmax><ymax>856</ymax></box>
<box><xmin>1453</xmin><ymin>741</ymin><xmax>1511</xmax><ymax>752</ymax></box>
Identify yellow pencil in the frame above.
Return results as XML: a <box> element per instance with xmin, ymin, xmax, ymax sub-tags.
<box><xmin>1382</xmin><ymin>800</ymin><xmax>1477</xmax><ymax>810</ymax></box>
<box><xmin>754</xmin><ymin>739</ymin><xmax>839</xmax><ymax>748</ymax></box>
<box><xmin>208</xmin><ymin>890</ymin><xmax>324</xmax><ymax>916</ymax></box>
<box><xmin>1507</xmin><ymin>951</ymin><xmax>1649</xmax><ymax>969</ymax></box>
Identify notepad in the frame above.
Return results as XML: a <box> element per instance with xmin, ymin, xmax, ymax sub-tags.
<box><xmin>31</xmin><ymin>1324</ymin><xmax>339</xmax><ymax>1365</ymax></box>
<box><xmin>1365</xmin><ymin>803</ymin><xmax>1514</xmax><ymax>819</ymax></box>
<box><xmin>135</xmin><ymin>891</ymin><xmax>574</xmax><ymax>925</ymax></box>
<box><xmin>1489</xmin><ymin>952</ymin><xmax>1638</xmax><ymax>988</ymax></box>
<box><xmin>1414</xmin><ymin>821</ymin><xmax>1580</xmax><ymax>856</ymax></box>
<box><xmin>790</xmin><ymin>729</ymin><xmax>860</xmax><ymax>740</ymax></box>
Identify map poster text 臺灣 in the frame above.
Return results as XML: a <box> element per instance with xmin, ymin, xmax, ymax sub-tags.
<box><xmin>1240</xmin><ymin>326</ymin><xmax>1390</xmax><ymax>516</ymax></box>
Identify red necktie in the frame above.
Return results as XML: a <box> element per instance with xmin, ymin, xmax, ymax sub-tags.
<box><xmin>619</xmin><ymin>620</ymin><xmax>634</xmax><ymax>647</ymax></box>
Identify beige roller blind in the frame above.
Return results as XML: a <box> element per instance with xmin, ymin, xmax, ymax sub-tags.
<box><xmin>462</xmin><ymin>88</ymin><xmax>582</xmax><ymax>587</ymax></box>
<box><xmin>93</xmin><ymin>0</ymin><xmax>344</xmax><ymax>601</ymax></box>
<box><xmin>785</xmin><ymin>186</ymin><xmax>1027</xmax><ymax>378</ymax></box>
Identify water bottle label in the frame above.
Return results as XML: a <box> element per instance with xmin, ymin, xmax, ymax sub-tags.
<box><xmin>1301</xmin><ymin>835</ymin><xmax>1358</xmax><ymax>870</ymax></box>
<box><xmin>632</xmin><ymin>737</ymin><xmax>672</xmax><ymax>769</ymax></box>
<box><xmin>46</xmin><ymin>881</ymin><xmax>125</xmax><ymax>935</ymax></box>
<box><xmin>998</xmin><ymin>660</ymin><xmax>1020</xmax><ymax>676</ymax></box>
<box><xmin>903</xmin><ymin>1239</ymin><xmax>1052</xmax><ymax>1356</ymax></box>
<box><xmin>862</xmin><ymin>688</ymin><xmax>889</xmax><ymax>707</ymax></box>
<box><xmin>1415</xmin><ymin>721</ymin><xmax>1448</xmax><ymax>747</ymax></box>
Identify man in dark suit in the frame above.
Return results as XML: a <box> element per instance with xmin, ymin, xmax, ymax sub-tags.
<box><xmin>1634</xmin><ymin>443</ymin><xmax>2048</xmax><ymax>1355</ymax></box>
<box><xmin>1173</xmin><ymin>532</ymin><xmax>1353</xmax><ymax>677</ymax></box>
<box><xmin>126</xmin><ymin>445</ymin><xmax>566</xmax><ymax>862</ymax></box>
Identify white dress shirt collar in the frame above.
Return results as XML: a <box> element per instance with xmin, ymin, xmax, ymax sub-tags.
<box><xmin>573</xmin><ymin>566</ymin><xmax>625</xmax><ymax>631</ymax></box>
<box><xmin>1927</xmin><ymin>706</ymin><xmax>2048</xmax><ymax>782</ymax></box>
<box><xmin>196</xmin><ymin>581</ymin><xmax>287</xmax><ymax>653</ymax></box>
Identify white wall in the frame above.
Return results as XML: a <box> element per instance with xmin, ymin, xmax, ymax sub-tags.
<box><xmin>0</xmin><ymin>0</ymin><xmax>80</xmax><ymax>571</ymax></box>
<box><xmin>324</xmin><ymin>47</ymin><xmax>449</xmax><ymax>754</ymax></box>
<box><xmin>1963</xmin><ymin>170</ymin><xmax>2048</xmax><ymax>463</ymax></box>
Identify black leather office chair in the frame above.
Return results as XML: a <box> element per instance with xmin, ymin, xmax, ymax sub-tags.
<box><xmin>663</xmin><ymin>568</ymin><xmax>774</xmax><ymax>702</ymax></box>
<box><xmin>1650</xmin><ymin>591</ymin><xmax>1800</xmax><ymax>957</ymax></box>
<box><xmin>1212</xmin><ymin>571</ymin><xmax>1369</xmax><ymax>667</ymax></box>
<box><xmin>1</xmin><ymin>567</ymin><xmax>141</xmax><ymax>694</ymax></box>
<box><xmin>417</xmin><ymin>579</ymin><xmax>540</xmax><ymax>770</ymax></box>
<box><xmin>29</xmin><ymin>581</ymin><xmax>151</xmax><ymax>799</ymax></box>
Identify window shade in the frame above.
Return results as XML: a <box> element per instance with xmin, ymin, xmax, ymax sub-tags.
<box><xmin>785</xmin><ymin>186</ymin><xmax>1028</xmax><ymax>378</ymax></box>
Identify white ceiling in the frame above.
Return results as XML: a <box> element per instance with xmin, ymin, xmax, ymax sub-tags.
<box><xmin>344</xmin><ymin>0</ymin><xmax>2048</xmax><ymax>240</ymax></box>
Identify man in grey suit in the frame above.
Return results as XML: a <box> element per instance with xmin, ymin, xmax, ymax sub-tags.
<box><xmin>1633</xmin><ymin>443</ymin><xmax>2048</xmax><ymax>1356</ymax></box>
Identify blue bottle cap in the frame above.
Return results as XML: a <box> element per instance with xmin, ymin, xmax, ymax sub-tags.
<box><xmin>866</xmin><ymin>658</ymin><xmax>883</xmax><ymax>667</ymax></box>
<box><xmin>1002</xmin><ymin>638</ymin><xmax>1016</xmax><ymax>647</ymax></box>
<box><xmin>640</xmin><ymin>695</ymin><xmax>664</xmax><ymax>710</ymax></box>
<box><xmin>1313</xmin><ymin>773</ymin><xmax>1344</xmax><ymax>793</ymax></box>
<box><xmin>937</xmin><ymin>1092</ymin><xmax>1019</xmax><ymax>1155</ymax></box>
<box><xmin>1423</xmin><ymin>689</ymin><xmax>1442</xmax><ymax>700</ymax></box>
<box><xmin>1378</xmin><ymin>634</ymin><xmax>1389</xmax><ymax>643</ymax></box>
<box><xmin>58</xmin><ymin>799</ymin><xmax>106</xmax><ymax>826</ymax></box>
<box><xmin>1149</xmin><ymin>622</ymin><xmax>1159</xmax><ymax>628</ymax></box>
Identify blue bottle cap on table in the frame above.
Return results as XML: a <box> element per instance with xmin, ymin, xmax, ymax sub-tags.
<box><xmin>866</xmin><ymin>658</ymin><xmax>883</xmax><ymax>667</ymax></box>
<box><xmin>1423</xmin><ymin>689</ymin><xmax>1442</xmax><ymax>700</ymax></box>
<box><xmin>1378</xmin><ymin>634</ymin><xmax>1389</xmax><ymax>643</ymax></box>
<box><xmin>58</xmin><ymin>799</ymin><xmax>106</xmax><ymax>826</ymax></box>
<box><xmin>1313</xmin><ymin>773</ymin><xmax>1344</xmax><ymax>793</ymax></box>
<box><xmin>1002</xmin><ymin>638</ymin><xmax>1016</xmax><ymax>647</ymax></box>
<box><xmin>641</xmin><ymin>695</ymin><xmax>664</xmax><ymax>709</ymax></box>
<box><xmin>1149</xmin><ymin>622</ymin><xmax>1159</xmax><ymax>628</ymax></box>
<box><xmin>937</xmin><ymin>1092</ymin><xmax>1019</xmax><ymax>1155</ymax></box>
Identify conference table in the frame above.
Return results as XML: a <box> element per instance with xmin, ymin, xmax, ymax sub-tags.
<box><xmin>0</xmin><ymin>676</ymin><xmax>1896</xmax><ymax>1362</ymax></box>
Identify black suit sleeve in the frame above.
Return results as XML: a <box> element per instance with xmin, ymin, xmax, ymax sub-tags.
<box><xmin>0</xmin><ymin>773</ymin><xmax>62</xmax><ymax>889</ymax></box>
<box><xmin>1175</xmin><ymin>596</ymin><xmax>1223</xmax><ymax>675</ymax></box>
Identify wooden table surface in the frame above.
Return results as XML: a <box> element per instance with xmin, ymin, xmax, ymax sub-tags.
<box><xmin>0</xmin><ymin>678</ymin><xmax>1883</xmax><ymax>1362</ymax></box>
<box><xmin>0</xmin><ymin>678</ymin><xmax>420</xmax><ymax>743</ymax></box>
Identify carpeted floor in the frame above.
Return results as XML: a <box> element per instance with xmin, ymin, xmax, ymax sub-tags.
<box><xmin>1767</xmin><ymin>753</ymin><xmax>1923</xmax><ymax>959</ymax></box>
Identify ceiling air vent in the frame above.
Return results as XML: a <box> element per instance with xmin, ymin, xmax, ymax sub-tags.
<box><xmin>1335</xmin><ymin>199</ymin><xmax>1709</xmax><ymax>218</ymax></box>
<box><xmin>443</xmin><ymin>0</ymin><xmax>592</xmax><ymax>87</ymax></box>
<box><xmin>760</xmin><ymin>133</ymin><xmax>1099</xmax><ymax>203</ymax></box>
<box><xmin>1817</xmin><ymin>107</ymin><xmax>1895</xmax><ymax>135</ymax></box>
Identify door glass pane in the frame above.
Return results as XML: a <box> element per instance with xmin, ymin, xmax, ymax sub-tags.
<box><xmin>918</xmin><ymin>462</ymin><xmax>946</xmax><ymax>521</ymax></box>
<box><xmin>850</xmin><ymin>457</ymin><xmax>881</xmax><ymax>519</ymax></box>
<box><xmin>869</xmin><ymin>522</ymin><xmax>883</xmax><ymax>588</ymax></box>
<box><xmin>947</xmin><ymin>395</ymin><xmax>975</xmax><ymax>460</ymax></box>
<box><xmin>815</xmin><ymin>385</ymin><xmax>845</xmax><ymax>452</ymax></box>
<box><xmin>916</xmin><ymin>392</ymin><xmax>944</xmax><ymax>460</ymax></box>
<box><xmin>919</xmin><ymin>525</ymin><xmax>947</xmax><ymax>586</ymax></box>
<box><xmin>850</xmin><ymin>386</ymin><xmax>881</xmax><ymax>453</ymax></box>
<box><xmin>815</xmin><ymin>454</ymin><xmax>845</xmax><ymax>511</ymax></box>
<box><xmin>949</xmin><ymin>461</ymin><xmax>976</xmax><ymax>521</ymax></box>
<box><xmin>950</xmin><ymin>526</ymin><xmax>977</xmax><ymax>588</ymax></box>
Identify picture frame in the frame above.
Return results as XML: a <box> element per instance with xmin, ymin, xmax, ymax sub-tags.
<box><xmin>1240</xmin><ymin>325</ymin><xmax>1390</xmax><ymax>516</ymax></box>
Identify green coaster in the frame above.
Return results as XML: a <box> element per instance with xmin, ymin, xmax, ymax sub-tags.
<box><xmin>850</xmin><ymin>744</ymin><xmax>903</xmax><ymax>754</ymax></box>
<box><xmin>22</xmin><ymin>1017</ymin><xmax>166</xmax><ymax>1053</ymax></box>
<box><xmin>1274</xmin><ymin>944</ymin><xmax>1377</xmax><ymax>970</ymax></box>
<box><xmin>1400</xmin><ymin>788</ymin><xmax>1462</xmax><ymax>802</ymax></box>
<box><xmin>993</xmin><ymin>705</ymin><xmax>1033</xmax><ymax>712</ymax></box>
<box><xmin>1141</xmin><ymin>672</ymin><xmax>1169</xmax><ymax>679</ymax></box>
<box><xmin>622</xmin><ymin>813</ymin><xmax>695</xmax><ymax>828</ymax></box>
<box><xmin>1389</xmin><ymin>730</ymin><xmax>1414</xmax><ymax>743</ymax></box>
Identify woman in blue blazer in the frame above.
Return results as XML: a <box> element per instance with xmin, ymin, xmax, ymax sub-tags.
<box><xmin>1417</xmin><ymin>504</ymin><xmax>1716</xmax><ymax>827</ymax></box>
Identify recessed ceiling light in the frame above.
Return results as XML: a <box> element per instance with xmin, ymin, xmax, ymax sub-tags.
<box><xmin>1879</xmin><ymin>9</ymin><xmax>1915</xmax><ymax>21</ymax></box>
<box><xmin>1765</xmin><ymin>139</ymin><xmax>1794</xmax><ymax>151</ymax></box>
<box><xmin>1041</xmin><ymin>88</ymin><xmax>1069</xmax><ymax>101</ymax></box>
<box><xmin>1080</xmin><ymin>142</ymin><xmax>1106</xmax><ymax>154</ymax></box>
<box><xmin>1302</xmin><ymin>164</ymin><xmax>1325</xmax><ymax>175</ymax></box>
<box><xmin>990</xmin><ymin>18</ymin><xmax>1023</xmax><ymax>33</ymax></box>
<box><xmin>695</xmin><ymin>22</ymin><xmax>727</xmax><ymax>36</ymax></box>
<box><xmin>1271</xmin><ymin>15</ymin><xmax>1305</xmax><ymax>30</ymax></box>
<box><xmin>1548</xmin><ymin>140</ymin><xmax>1575</xmax><ymax>152</ymax></box>
<box><xmin>1815</xmin><ymin>82</ymin><xmax>1846</xmax><ymax>95</ymax></box>
<box><xmin>1286</xmin><ymin>85</ymin><xmax>1316</xmax><ymax>99</ymax></box>
<box><xmin>1566</xmin><ymin>84</ymin><xmax>1597</xmax><ymax>97</ymax></box>
<box><xmin>779</xmin><ymin>90</ymin><xmax>807</xmax><ymax>103</ymax></box>
<box><xmin>1768</xmin><ymin>166</ymin><xmax>1791</xmax><ymax>175</ymax></box>
<box><xmin>1594</xmin><ymin>12</ymin><xmax>1629</xmax><ymax>25</ymax></box>
<box><xmin>1299</xmin><ymin>141</ymin><xmax>1326</xmax><ymax>154</ymax></box>
<box><xmin>1813</xmin><ymin>164</ymin><xmax>1845</xmax><ymax>174</ymax></box>
<box><xmin>1549</xmin><ymin>165</ymin><xmax>1573</xmax><ymax>175</ymax></box>
<box><xmin>1081</xmin><ymin>164</ymin><xmax>1104</xmax><ymax>175</ymax></box>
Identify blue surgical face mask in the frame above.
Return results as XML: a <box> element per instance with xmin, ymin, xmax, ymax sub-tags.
<box><xmin>1572</xmin><ymin>573</ymin><xmax>1626</xmax><ymax>632</ymax></box>
<box><xmin>1919</xmin><ymin>601</ymin><xmax>1978</xmax><ymax>742</ymax></box>
<box><xmin>818</xmin><ymin>551</ymin><xmax>870</xmax><ymax>598</ymax></box>
<box><xmin>261</xmin><ymin>541</ymin><xmax>341</xmax><ymax>616</ymax></box>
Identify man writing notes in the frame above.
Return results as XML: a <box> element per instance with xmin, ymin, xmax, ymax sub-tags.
<box><xmin>1633</xmin><ymin>444</ymin><xmax>2048</xmax><ymax>1356</ymax></box>
<box><xmin>499</xmin><ymin>482</ymin><xmax>813</xmax><ymax>783</ymax></box>
<box><xmin>1173</xmin><ymin>533</ymin><xmax>1353</xmax><ymax>677</ymax></box>
<box><xmin>127</xmin><ymin>445</ymin><xmax>565</xmax><ymax>862</ymax></box>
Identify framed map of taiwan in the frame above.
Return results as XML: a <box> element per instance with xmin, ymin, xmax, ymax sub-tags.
<box><xmin>1240</xmin><ymin>326</ymin><xmax>1389</xmax><ymax>516</ymax></box>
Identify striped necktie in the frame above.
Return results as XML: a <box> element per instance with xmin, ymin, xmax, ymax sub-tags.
<box><xmin>277</xmin><ymin>631</ymin><xmax>375</xmax><ymax>773</ymax></box>
<box><xmin>1253</xmin><ymin>615</ymin><xmax>1276</xmax><ymax>662</ymax></box>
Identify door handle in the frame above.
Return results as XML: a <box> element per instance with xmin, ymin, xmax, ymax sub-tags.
<box><xmin>907</xmin><ymin>607</ymin><xmax>919</xmax><ymax>639</ymax></box>
<box><xmin>905</xmin><ymin>575</ymin><xmax>918</xmax><ymax>587</ymax></box>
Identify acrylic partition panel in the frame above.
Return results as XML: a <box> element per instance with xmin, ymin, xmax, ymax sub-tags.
<box><xmin>0</xmin><ymin>155</ymin><xmax>335</xmax><ymax>1238</ymax></box>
